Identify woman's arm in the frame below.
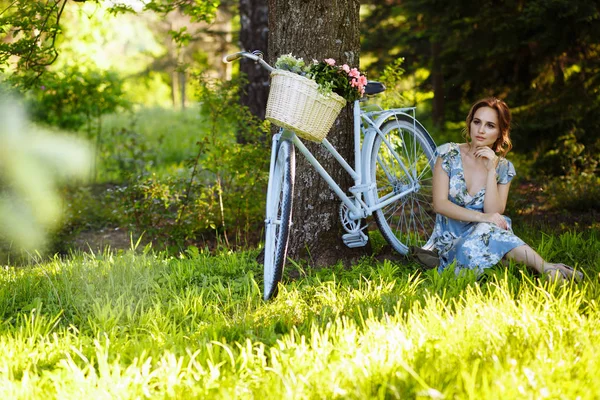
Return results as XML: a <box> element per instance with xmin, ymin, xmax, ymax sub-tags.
<box><xmin>432</xmin><ymin>158</ymin><xmax>508</xmax><ymax>229</ymax></box>
<box><xmin>474</xmin><ymin>146</ymin><xmax>511</xmax><ymax>214</ymax></box>
<box><xmin>483</xmin><ymin>170</ymin><xmax>511</xmax><ymax>214</ymax></box>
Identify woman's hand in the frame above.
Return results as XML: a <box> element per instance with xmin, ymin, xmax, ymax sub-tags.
<box><xmin>484</xmin><ymin>212</ymin><xmax>508</xmax><ymax>230</ymax></box>
<box><xmin>475</xmin><ymin>146</ymin><xmax>499</xmax><ymax>171</ymax></box>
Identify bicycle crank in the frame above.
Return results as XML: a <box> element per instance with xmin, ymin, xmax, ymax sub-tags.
<box><xmin>339</xmin><ymin>198</ymin><xmax>368</xmax><ymax>248</ymax></box>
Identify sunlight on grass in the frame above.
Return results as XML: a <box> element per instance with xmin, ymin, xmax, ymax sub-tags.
<box><xmin>0</xmin><ymin>230</ymin><xmax>599</xmax><ymax>398</ymax></box>
<box><xmin>98</xmin><ymin>106</ymin><xmax>208</xmax><ymax>180</ymax></box>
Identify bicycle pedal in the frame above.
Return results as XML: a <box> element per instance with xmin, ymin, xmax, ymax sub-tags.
<box><xmin>349</xmin><ymin>184</ymin><xmax>372</xmax><ymax>194</ymax></box>
<box><xmin>342</xmin><ymin>231</ymin><xmax>368</xmax><ymax>248</ymax></box>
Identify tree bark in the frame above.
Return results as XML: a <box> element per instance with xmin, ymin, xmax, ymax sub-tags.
<box><xmin>239</xmin><ymin>0</ymin><xmax>269</xmax><ymax>122</ymax></box>
<box><xmin>431</xmin><ymin>41</ymin><xmax>445</xmax><ymax>128</ymax></box>
<box><xmin>179</xmin><ymin>69</ymin><xmax>186</xmax><ymax>109</ymax></box>
<box><xmin>268</xmin><ymin>0</ymin><xmax>369</xmax><ymax>267</ymax></box>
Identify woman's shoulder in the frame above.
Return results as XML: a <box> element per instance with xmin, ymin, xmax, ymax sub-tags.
<box><xmin>497</xmin><ymin>156</ymin><xmax>515</xmax><ymax>169</ymax></box>
<box><xmin>435</xmin><ymin>142</ymin><xmax>461</xmax><ymax>157</ymax></box>
<box><xmin>496</xmin><ymin>156</ymin><xmax>517</xmax><ymax>184</ymax></box>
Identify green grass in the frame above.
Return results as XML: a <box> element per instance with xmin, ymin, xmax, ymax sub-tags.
<box><xmin>102</xmin><ymin>106</ymin><xmax>205</xmax><ymax>163</ymax></box>
<box><xmin>1</xmin><ymin>230</ymin><xmax>599</xmax><ymax>398</ymax></box>
<box><xmin>93</xmin><ymin>106</ymin><xmax>210</xmax><ymax>182</ymax></box>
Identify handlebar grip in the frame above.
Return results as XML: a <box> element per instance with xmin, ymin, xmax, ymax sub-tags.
<box><xmin>223</xmin><ymin>53</ymin><xmax>243</xmax><ymax>63</ymax></box>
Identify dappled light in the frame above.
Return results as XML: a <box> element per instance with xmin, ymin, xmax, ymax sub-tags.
<box><xmin>0</xmin><ymin>231</ymin><xmax>599</xmax><ymax>397</ymax></box>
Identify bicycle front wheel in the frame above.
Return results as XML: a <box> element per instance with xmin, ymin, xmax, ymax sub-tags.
<box><xmin>368</xmin><ymin>116</ymin><xmax>436</xmax><ymax>255</ymax></box>
<box><xmin>263</xmin><ymin>139</ymin><xmax>295</xmax><ymax>300</ymax></box>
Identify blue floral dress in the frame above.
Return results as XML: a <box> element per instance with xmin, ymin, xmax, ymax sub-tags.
<box><xmin>431</xmin><ymin>142</ymin><xmax>525</xmax><ymax>275</ymax></box>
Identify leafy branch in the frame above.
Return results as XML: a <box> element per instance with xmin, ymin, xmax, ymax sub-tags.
<box><xmin>0</xmin><ymin>0</ymin><xmax>220</xmax><ymax>90</ymax></box>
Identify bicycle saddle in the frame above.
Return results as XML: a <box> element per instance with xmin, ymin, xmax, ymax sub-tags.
<box><xmin>364</xmin><ymin>81</ymin><xmax>386</xmax><ymax>96</ymax></box>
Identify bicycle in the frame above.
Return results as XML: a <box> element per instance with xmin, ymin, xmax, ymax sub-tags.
<box><xmin>224</xmin><ymin>50</ymin><xmax>437</xmax><ymax>300</ymax></box>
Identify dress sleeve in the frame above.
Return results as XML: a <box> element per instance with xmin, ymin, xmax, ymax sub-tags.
<box><xmin>435</xmin><ymin>143</ymin><xmax>454</xmax><ymax>174</ymax></box>
<box><xmin>496</xmin><ymin>158</ymin><xmax>516</xmax><ymax>184</ymax></box>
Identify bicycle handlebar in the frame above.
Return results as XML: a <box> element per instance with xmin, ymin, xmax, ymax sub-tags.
<box><xmin>223</xmin><ymin>53</ymin><xmax>243</xmax><ymax>62</ymax></box>
<box><xmin>222</xmin><ymin>50</ymin><xmax>274</xmax><ymax>72</ymax></box>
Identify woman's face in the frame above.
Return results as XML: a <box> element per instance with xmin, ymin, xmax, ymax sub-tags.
<box><xmin>470</xmin><ymin>106</ymin><xmax>500</xmax><ymax>149</ymax></box>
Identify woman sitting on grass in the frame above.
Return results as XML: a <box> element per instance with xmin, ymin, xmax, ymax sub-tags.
<box><xmin>430</xmin><ymin>97</ymin><xmax>582</xmax><ymax>281</ymax></box>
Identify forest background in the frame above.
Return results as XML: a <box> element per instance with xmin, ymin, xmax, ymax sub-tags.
<box><xmin>1</xmin><ymin>1</ymin><xmax>600</xmax><ymax>398</ymax></box>
<box><xmin>0</xmin><ymin>0</ymin><xmax>598</xmax><ymax>260</ymax></box>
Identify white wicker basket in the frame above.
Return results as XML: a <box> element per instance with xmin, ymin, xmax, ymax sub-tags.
<box><xmin>265</xmin><ymin>70</ymin><xmax>347</xmax><ymax>142</ymax></box>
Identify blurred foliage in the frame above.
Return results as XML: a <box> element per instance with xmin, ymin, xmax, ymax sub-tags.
<box><xmin>100</xmin><ymin>126</ymin><xmax>155</xmax><ymax>182</ymax></box>
<box><xmin>0</xmin><ymin>0</ymin><xmax>67</xmax><ymax>88</ymax></box>
<box><xmin>0</xmin><ymin>95</ymin><xmax>91</xmax><ymax>256</ymax></box>
<box><xmin>534</xmin><ymin>130</ymin><xmax>597</xmax><ymax>177</ymax></box>
<box><xmin>545</xmin><ymin>174</ymin><xmax>600</xmax><ymax>212</ymax></box>
<box><xmin>536</xmin><ymin>131</ymin><xmax>600</xmax><ymax>212</ymax></box>
<box><xmin>26</xmin><ymin>66</ymin><xmax>129</xmax><ymax>131</ymax></box>
<box><xmin>97</xmin><ymin>107</ymin><xmax>205</xmax><ymax>174</ymax></box>
<box><xmin>142</xmin><ymin>0</ymin><xmax>220</xmax><ymax>20</ymax></box>
<box><xmin>0</xmin><ymin>0</ymin><xmax>220</xmax><ymax>87</ymax></box>
<box><xmin>25</xmin><ymin>65</ymin><xmax>130</xmax><ymax>182</ymax></box>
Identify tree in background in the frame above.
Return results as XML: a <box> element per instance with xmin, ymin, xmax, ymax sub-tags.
<box><xmin>361</xmin><ymin>0</ymin><xmax>599</xmax><ymax>176</ymax></box>
<box><xmin>144</xmin><ymin>2</ymin><xmax>234</xmax><ymax>109</ymax></box>
<box><xmin>239</xmin><ymin>0</ymin><xmax>269</xmax><ymax>123</ymax></box>
<box><xmin>360</xmin><ymin>1</ymin><xmax>455</xmax><ymax>127</ymax></box>
<box><xmin>268</xmin><ymin>0</ymin><xmax>369</xmax><ymax>266</ymax></box>
<box><xmin>0</xmin><ymin>0</ymin><xmax>221</xmax><ymax>90</ymax></box>
<box><xmin>0</xmin><ymin>0</ymin><xmax>69</xmax><ymax>88</ymax></box>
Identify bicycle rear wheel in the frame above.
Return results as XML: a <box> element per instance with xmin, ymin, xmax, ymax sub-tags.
<box><xmin>368</xmin><ymin>116</ymin><xmax>436</xmax><ymax>254</ymax></box>
<box><xmin>263</xmin><ymin>139</ymin><xmax>295</xmax><ymax>300</ymax></box>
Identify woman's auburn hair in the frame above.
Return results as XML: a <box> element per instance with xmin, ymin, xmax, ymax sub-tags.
<box><xmin>463</xmin><ymin>97</ymin><xmax>513</xmax><ymax>157</ymax></box>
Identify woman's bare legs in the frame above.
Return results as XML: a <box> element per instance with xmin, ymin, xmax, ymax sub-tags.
<box><xmin>505</xmin><ymin>245</ymin><xmax>581</xmax><ymax>281</ymax></box>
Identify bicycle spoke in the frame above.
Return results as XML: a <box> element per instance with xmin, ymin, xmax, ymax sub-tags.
<box><xmin>416</xmin><ymin>162</ymin><xmax>432</xmax><ymax>181</ymax></box>
<box><xmin>377</xmin><ymin>154</ymin><xmax>397</xmax><ymax>184</ymax></box>
<box><xmin>371</xmin><ymin>118</ymin><xmax>436</xmax><ymax>254</ymax></box>
<box><xmin>413</xmin><ymin>198</ymin><xmax>432</xmax><ymax>237</ymax></box>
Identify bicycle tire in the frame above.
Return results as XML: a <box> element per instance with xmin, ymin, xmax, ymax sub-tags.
<box><xmin>263</xmin><ymin>139</ymin><xmax>295</xmax><ymax>300</ymax></box>
<box><xmin>368</xmin><ymin>116</ymin><xmax>437</xmax><ymax>255</ymax></box>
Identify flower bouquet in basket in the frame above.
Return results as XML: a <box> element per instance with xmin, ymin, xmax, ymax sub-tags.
<box><xmin>265</xmin><ymin>54</ymin><xmax>367</xmax><ymax>142</ymax></box>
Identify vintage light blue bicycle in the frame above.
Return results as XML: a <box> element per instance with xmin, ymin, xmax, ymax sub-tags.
<box><xmin>224</xmin><ymin>50</ymin><xmax>437</xmax><ymax>300</ymax></box>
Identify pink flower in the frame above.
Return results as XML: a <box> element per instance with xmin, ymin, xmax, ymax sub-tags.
<box><xmin>324</xmin><ymin>58</ymin><xmax>336</xmax><ymax>66</ymax></box>
<box><xmin>342</xmin><ymin>64</ymin><xmax>350</xmax><ymax>73</ymax></box>
<box><xmin>349</xmin><ymin>68</ymin><xmax>360</xmax><ymax>78</ymax></box>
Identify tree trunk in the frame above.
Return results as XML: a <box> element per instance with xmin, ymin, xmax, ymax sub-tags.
<box><xmin>268</xmin><ymin>0</ymin><xmax>369</xmax><ymax>267</ymax></box>
<box><xmin>239</xmin><ymin>0</ymin><xmax>269</xmax><ymax>123</ymax></box>
<box><xmin>170</xmin><ymin>69</ymin><xmax>177</xmax><ymax>108</ymax></box>
<box><xmin>179</xmin><ymin>70</ymin><xmax>186</xmax><ymax>109</ymax></box>
<box><xmin>431</xmin><ymin>41</ymin><xmax>445</xmax><ymax>128</ymax></box>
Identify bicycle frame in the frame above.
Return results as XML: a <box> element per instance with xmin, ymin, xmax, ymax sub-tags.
<box><xmin>225</xmin><ymin>50</ymin><xmax>438</xmax><ymax>299</ymax></box>
<box><xmin>276</xmin><ymin>100</ymin><xmax>421</xmax><ymax>222</ymax></box>
<box><xmin>223</xmin><ymin>50</ymin><xmax>422</xmax><ymax>223</ymax></box>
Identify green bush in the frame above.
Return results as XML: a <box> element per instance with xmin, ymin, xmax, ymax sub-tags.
<box><xmin>27</xmin><ymin>66</ymin><xmax>129</xmax><ymax>132</ymax></box>
<box><xmin>55</xmin><ymin>74</ymin><xmax>271</xmax><ymax>253</ymax></box>
<box><xmin>545</xmin><ymin>173</ymin><xmax>600</xmax><ymax>212</ymax></box>
<box><xmin>533</xmin><ymin>131</ymin><xmax>600</xmax><ymax>212</ymax></box>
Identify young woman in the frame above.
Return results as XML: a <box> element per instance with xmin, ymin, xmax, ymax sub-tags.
<box><xmin>430</xmin><ymin>97</ymin><xmax>582</xmax><ymax>281</ymax></box>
